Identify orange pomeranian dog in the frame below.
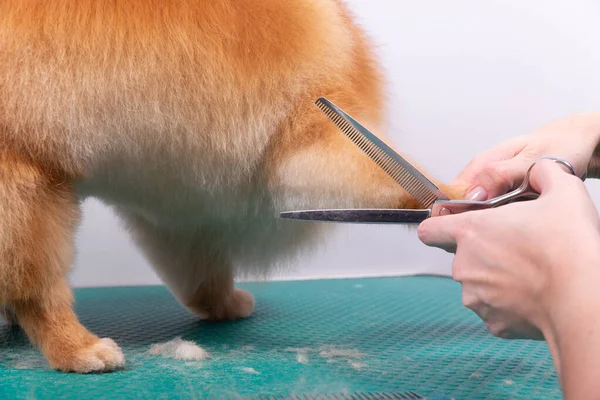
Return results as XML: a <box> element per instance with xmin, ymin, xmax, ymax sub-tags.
<box><xmin>0</xmin><ymin>0</ymin><xmax>466</xmax><ymax>373</ymax></box>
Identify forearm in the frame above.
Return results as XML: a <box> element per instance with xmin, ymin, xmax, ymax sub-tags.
<box><xmin>542</xmin><ymin>258</ymin><xmax>600</xmax><ymax>398</ymax></box>
<box><xmin>546</xmin><ymin>308</ymin><xmax>600</xmax><ymax>398</ymax></box>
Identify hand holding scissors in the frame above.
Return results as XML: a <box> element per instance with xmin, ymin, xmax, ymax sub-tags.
<box><xmin>280</xmin><ymin>98</ymin><xmax>577</xmax><ymax>224</ymax></box>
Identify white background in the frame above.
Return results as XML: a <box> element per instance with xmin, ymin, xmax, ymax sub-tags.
<box><xmin>69</xmin><ymin>0</ymin><xmax>600</xmax><ymax>288</ymax></box>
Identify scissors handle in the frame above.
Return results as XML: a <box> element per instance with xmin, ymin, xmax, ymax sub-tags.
<box><xmin>430</xmin><ymin>156</ymin><xmax>577</xmax><ymax>216</ymax></box>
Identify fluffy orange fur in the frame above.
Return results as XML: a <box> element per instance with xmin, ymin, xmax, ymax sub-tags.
<box><xmin>0</xmin><ymin>0</ymin><xmax>466</xmax><ymax>373</ymax></box>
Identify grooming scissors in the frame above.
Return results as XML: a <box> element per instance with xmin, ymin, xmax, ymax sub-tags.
<box><xmin>279</xmin><ymin>97</ymin><xmax>576</xmax><ymax>224</ymax></box>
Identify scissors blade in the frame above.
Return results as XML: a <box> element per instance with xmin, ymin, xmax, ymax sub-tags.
<box><xmin>280</xmin><ymin>209</ymin><xmax>432</xmax><ymax>224</ymax></box>
<box><xmin>315</xmin><ymin>97</ymin><xmax>449</xmax><ymax>207</ymax></box>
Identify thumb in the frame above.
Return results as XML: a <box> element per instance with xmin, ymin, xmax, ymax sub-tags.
<box><xmin>528</xmin><ymin>158</ymin><xmax>578</xmax><ymax>195</ymax></box>
<box><xmin>417</xmin><ymin>211</ymin><xmax>470</xmax><ymax>253</ymax></box>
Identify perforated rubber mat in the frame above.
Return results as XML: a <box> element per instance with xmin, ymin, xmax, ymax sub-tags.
<box><xmin>0</xmin><ymin>276</ymin><xmax>561</xmax><ymax>399</ymax></box>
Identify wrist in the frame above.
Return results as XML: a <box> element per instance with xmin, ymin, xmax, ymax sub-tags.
<box><xmin>538</xmin><ymin>242</ymin><xmax>600</xmax><ymax>393</ymax></box>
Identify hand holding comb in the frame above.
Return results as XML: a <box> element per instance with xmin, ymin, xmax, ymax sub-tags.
<box><xmin>279</xmin><ymin>98</ymin><xmax>576</xmax><ymax>224</ymax></box>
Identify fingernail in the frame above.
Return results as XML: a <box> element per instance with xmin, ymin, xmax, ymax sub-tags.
<box><xmin>467</xmin><ymin>186</ymin><xmax>487</xmax><ymax>201</ymax></box>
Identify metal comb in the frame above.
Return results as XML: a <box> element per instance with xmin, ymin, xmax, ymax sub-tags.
<box><xmin>314</xmin><ymin>98</ymin><xmax>449</xmax><ymax>208</ymax></box>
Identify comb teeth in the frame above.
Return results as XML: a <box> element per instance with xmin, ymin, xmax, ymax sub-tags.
<box><xmin>315</xmin><ymin>99</ymin><xmax>438</xmax><ymax>208</ymax></box>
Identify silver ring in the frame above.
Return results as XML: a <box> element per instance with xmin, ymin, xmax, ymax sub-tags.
<box><xmin>530</xmin><ymin>156</ymin><xmax>576</xmax><ymax>177</ymax></box>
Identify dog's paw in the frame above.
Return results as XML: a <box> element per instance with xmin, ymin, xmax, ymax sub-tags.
<box><xmin>51</xmin><ymin>338</ymin><xmax>125</xmax><ymax>373</ymax></box>
<box><xmin>189</xmin><ymin>289</ymin><xmax>255</xmax><ymax>321</ymax></box>
<box><xmin>227</xmin><ymin>289</ymin><xmax>255</xmax><ymax>319</ymax></box>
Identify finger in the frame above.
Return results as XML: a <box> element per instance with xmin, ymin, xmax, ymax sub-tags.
<box><xmin>485</xmin><ymin>313</ymin><xmax>544</xmax><ymax>340</ymax></box>
<box><xmin>450</xmin><ymin>138</ymin><xmax>528</xmax><ymax>200</ymax></box>
<box><xmin>451</xmin><ymin>250</ymin><xmax>469</xmax><ymax>282</ymax></box>
<box><xmin>452</xmin><ymin>137</ymin><xmax>526</xmax><ymax>184</ymax></box>
<box><xmin>528</xmin><ymin>158</ymin><xmax>580</xmax><ymax>195</ymax></box>
<box><xmin>465</xmin><ymin>158</ymin><xmax>536</xmax><ymax>200</ymax></box>
<box><xmin>461</xmin><ymin>287</ymin><xmax>493</xmax><ymax>322</ymax></box>
<box><xmin>460</xmin><ymin>288</ymin><xmax>479</xmax><ymax>309</ymax></box>
<box><xmin>417</xmin><ymin>212</ymin><xmax>469</xmax><ymax>252</ymax></box>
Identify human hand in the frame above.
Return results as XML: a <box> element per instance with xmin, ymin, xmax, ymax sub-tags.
<box><xmin>418</xmin><ymin>159</ymin><xmax>600</xmax><ymax>341</ymax></box>
<box><xmin>452</xmin><ymin>112</ymin><xmax>600</xmax><ymax>201</ymax></box>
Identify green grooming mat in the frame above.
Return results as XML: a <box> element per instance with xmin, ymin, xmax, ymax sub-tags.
<box><xmin>0</xmin><ymin>276</ymin><xmax>561</xmax><ymax>399</ymax></box>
